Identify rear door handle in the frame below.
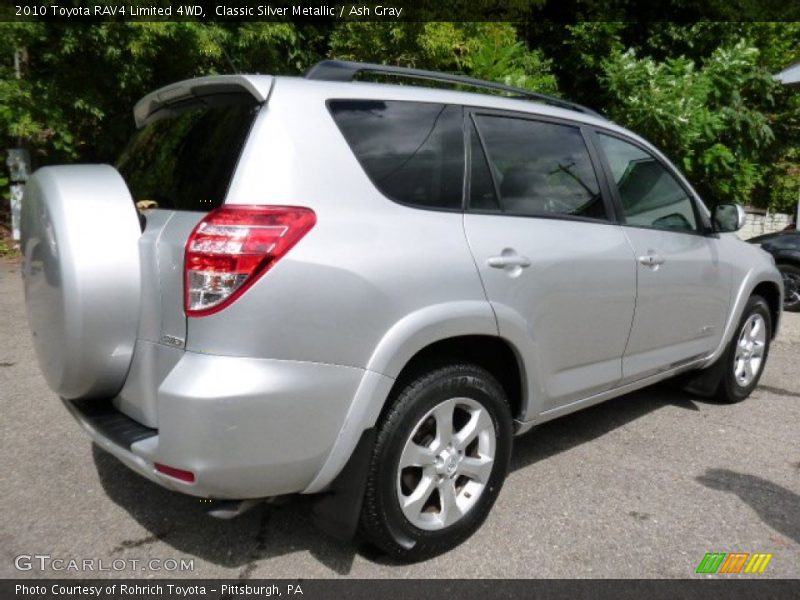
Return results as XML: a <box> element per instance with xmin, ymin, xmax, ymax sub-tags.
<box><xmin>487</xmin><ymin>254</ymin><xmax>531</xmax><ymax>269</ymax></box>
<box><xmin>638</xmin><ymin>254</ymin><xmax>665</xmax><ymax>267</ymax></box>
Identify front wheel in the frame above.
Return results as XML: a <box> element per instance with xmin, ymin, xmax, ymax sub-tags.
<box><xmin>778</xmin><ymin>264</ymin><xmax>800</xmax><ymax>312</ymax></box>
<box><xmin>359</xmin><ymin>363</ymin><xmax>513</xmax><ymax>561</ymax></box>
<box><xmin>716</xmin><ymin>295</ymin><xmax>772</xmax><ymax>403</ymax></box>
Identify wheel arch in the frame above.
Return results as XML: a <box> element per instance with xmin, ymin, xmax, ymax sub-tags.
<box><xmin>774</xmin><ymin>260</ymin><xmax>800</xmax><ymax>312</ymax></box>
<box><xmin>751</xmin><ymin>280</ymin><xmax>782</xmax><ymax>339</ymax></box>
<box><xmin>303</xmin><ymin>304</ymin><xmax>530</xmax><ymax>494</ymax></box>
<box><xmin>700</xmin><ymin>266</ymin><xmax>783</xmax><ymax>369</ymax></box>
<box><xmin>380</xmin><ymin>334</ymin><xmax>527</xmax><ymax>425</ymax></box>
<box><xmin>364</xmin><ymin>301</ymin><xmax>528</xmax><ymax>423</ymax></box>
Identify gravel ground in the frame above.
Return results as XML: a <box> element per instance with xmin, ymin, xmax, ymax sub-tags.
<box><xmin>1</xmin><ymin>258</ymin><xmax>798</xmax><ymax>579</ymax></box>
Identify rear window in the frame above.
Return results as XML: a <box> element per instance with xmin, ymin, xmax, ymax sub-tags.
<box><xmin>329</xmin><ymin>100</ymin><xmax>464</xmax><ymax>210</ymax></box>
<box><xmin>117</xmin><ymin>96</ymin><xmax>259</xmax><ymax>212</ymax></box>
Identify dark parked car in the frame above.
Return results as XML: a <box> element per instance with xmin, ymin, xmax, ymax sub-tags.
<box><xmin>748</xmin><ymin>231</ymin><xmax>800</xmax><ymax>311</ymax></box>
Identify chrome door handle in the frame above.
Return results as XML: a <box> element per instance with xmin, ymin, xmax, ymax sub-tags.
<box><xmin>487</xmin><ymin>255</ymin><xmax>531</xmax><ymax>268</ymax></box>
<box><xmin>638</xmin><ymin>254</ymin><xmax>665</xmax><ymax>267</ymax></box>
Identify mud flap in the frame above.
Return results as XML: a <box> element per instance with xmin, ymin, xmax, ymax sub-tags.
<box><xmin>311</xmin><ymin>428</ymin><xmax>376</xmax><ymax>541</ymax></box>
<box><xmin>680</xmin><ymin>356</ymin><xmax>726</xmax><ymax>398</ymax></box>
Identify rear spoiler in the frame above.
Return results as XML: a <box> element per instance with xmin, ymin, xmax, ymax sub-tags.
<box><xmin>133</xmin><ymin>75</ymin><xmax>274</xmax><ymax>127</ymax></box>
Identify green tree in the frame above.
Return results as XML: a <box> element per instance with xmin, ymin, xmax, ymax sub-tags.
<box><xmin>0</xmin><ymin>22</ymin><xmax>323</xmax><ymax>166</ymax></box>
<box><xmin>1</xmin><ymin>17</ymin><xmax>798</xmax><ymax>215</ymax></box>
<box><xmin>527</xmin><ymin>20</ymin><xmax>800</xmax><ymax>211</ymax></box>
<box><xmin>329</xmin><ymin>22</ymin><xmax>557</xmax><ymax>94</ymax></box>
<box><xmin>602</xmin><ymin>40</ymin><xmax>796</xmax><ymax>209</ymax></box>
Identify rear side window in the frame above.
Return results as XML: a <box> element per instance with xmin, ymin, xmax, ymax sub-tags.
<box><xmin>329</xmin><ymin>100</ymin><xmax>464</xmax><ymax>210</ymax></box>
<box><xmin>473</xmin><ymin>115</ymin><xmax>607</xmax><ymax>220</ymax></box>
<box><xmin>117</xmin><ymin>97</ymin><xmax>259</xmax><ymax>212</ymax></box>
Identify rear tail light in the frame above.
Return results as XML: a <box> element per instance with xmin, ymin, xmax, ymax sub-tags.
<box><xmin>185</xmin><ymin>205</ymin><xmax>316</xmax><ymax>316</ymax></box>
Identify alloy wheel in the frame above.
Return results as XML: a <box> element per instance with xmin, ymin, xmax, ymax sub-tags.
<box><xmin>396</xmin><ymin>397</ymin><xmax>496</xmax><ymax>531</ymax></box>
<box><xmin>733</xmin><ymin>313</ymin><xmax>767</xmax><ymax>387</ymax></box>
<box><xmin>781</xmin><ymin>269</ymin><xmax>800</xmax><ymax>310</ymax></box>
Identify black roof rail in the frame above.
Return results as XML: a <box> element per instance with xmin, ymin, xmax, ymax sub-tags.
<box><xmin>304</xmin><ymin>59</ymin><xmax>603</xmax><ymax>118</ymax></box>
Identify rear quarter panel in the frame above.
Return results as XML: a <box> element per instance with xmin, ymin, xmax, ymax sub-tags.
<box><xmin>185</xmin><ymin>78</ymin><xmax>494</xmax><ymax>371</ymax></box>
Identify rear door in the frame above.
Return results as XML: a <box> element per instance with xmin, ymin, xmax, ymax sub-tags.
<box><xmin>463</xmin><ymin>112</ymin><xmax>637</xmax><ymax>412</ymax></box>
<box><xmin>592</xmin><ymin>132</ymin><xmax>732</xmax><ymax>382</ymax></box>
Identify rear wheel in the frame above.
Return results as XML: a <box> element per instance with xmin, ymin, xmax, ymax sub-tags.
<box><xmin>359</xmin><ymin>363</ymin><xmax>512</xmax><ymax>561</ymax></box>
<box><xmin>778</xmin><ymin>263</ymin><xmax>800</xmax><ymax>312</ymax></box>
<box><xmin>716</xmin><ymin>295</ymin><xmax>772</xmax><ymax>403</ymax></box>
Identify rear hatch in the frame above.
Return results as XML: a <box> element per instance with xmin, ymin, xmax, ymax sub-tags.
<box><xmin>112</xmin><ymin>77</ymin><xmax>270</xmax><ymax>426</ymax></box>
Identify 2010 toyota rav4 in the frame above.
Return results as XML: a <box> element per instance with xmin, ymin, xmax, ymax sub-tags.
<box><xmin>21</xmin><ymin>60</ymin><xmax>783</xmax><ymax>561</ymax></box>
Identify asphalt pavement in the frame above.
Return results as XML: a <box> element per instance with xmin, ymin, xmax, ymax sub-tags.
<box><xmin>1</xmin><ymin>258</ymin><xmax>798</xmax><ymax>579</ymax></box>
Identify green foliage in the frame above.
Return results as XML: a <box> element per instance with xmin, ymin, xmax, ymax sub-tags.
<box><xmin>770</xmin><ymin>149</ymin><xmax>800</xmax><ymax>214</ymax></box>
<box><xmin>329</xmin><ymin>22</ymin><xmax>557</xmax><ymax>94</ymax></box>
<box><xmin>0</xmin><ymin>22</ymin><xmax>323</xmax><ymax>166</ymax></box>
<box><xmin>528</xmin><ymin>22</ymin><xmax>626</xmax><ymax>104</ymax></box>
<box><xmin>0</xmin><ymin>238</ymin><xmax>15</xmax><ymax>258</ymax></box>
<box><xmin>0</xmin><ymin>17</ymin><xmax>798</xmax><ymax>216</ymax></box>
<box><xmin>462</xmin><ymin>34</ymin><xmax>557</xmax><ymax>95</ymax></box>
<box><xmin>602</xmin><ymin>41</ymin><xmax>785</xmax><ymax>207</ymax></box>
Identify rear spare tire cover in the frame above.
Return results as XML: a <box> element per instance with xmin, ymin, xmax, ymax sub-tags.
<box><xmin>21</xmin><ymin>165</ymin><xmax>142</xmax><ymax>399</ymax></box>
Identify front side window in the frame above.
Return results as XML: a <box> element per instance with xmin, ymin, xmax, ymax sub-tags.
<box><xmin>597</xmin><ymin>134</ymin><xmax>698</xmax><ymax>233</ymax></box>
<box><xmin>471</xmin><ymin>115</ymin><xmax>607</xmax><ymax>220</ymax></box>
<box><xmin>329</xmin><ymin>100</ymin><xmax>464</xmax><ymax>210</ymax></box>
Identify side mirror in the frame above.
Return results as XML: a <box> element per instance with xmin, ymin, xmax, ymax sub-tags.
<box><xmin>712</xmin><ymin>203</ymin><xmax>746</xmax><ymax>233</ymax></box>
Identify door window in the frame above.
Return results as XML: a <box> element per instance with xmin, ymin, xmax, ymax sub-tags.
<box><xmin>597</xmin><ymin>134</ymin><xmax>698</xmax><ymax>233</ymax></box>
<box><xmin>471</xmin><ymin>115</ymin><xmax>607</xmax><ymax>220</ymax></box>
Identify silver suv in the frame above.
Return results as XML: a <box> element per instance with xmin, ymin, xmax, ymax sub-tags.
<box><xmin>21</xmin><ymin>60</ymin><xmax>783</xmax><ymax>560</ymax></box>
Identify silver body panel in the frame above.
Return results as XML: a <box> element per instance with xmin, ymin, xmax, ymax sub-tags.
<box><xmin>619</xmin><ymin>227</ymin><xmax>732</xmax><ymax>382</ymax></box>
<box><xmin>68</xmin><ymin>353</ymin><xmax>372</xmax><ymax>499</ymax></box>
<box><xmin>24</xmin><ymin>74</ymin><xmax>783</xmax><ymax>499</ymax></box>
<box><xmin>464</xmin><ymin>216</ymin><xmax>636</xmax><ymax>411</ymax></box>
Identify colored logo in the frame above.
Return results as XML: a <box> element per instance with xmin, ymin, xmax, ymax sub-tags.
<box><xmin>696</xmin><ymin>552</ymin><xmax>773</xmax><ymax>574</ymax></box>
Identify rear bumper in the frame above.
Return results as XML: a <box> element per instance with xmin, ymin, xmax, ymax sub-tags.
<box><xmin>64</xmin><ymin>351</ymin><xmax>367</xmax><ymax>499</ymax></box>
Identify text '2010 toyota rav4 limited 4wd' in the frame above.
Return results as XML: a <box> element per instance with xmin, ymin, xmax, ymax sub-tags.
<box><xmin>22</xmin><ymin>60</ymin><xmax>783</xmax><ymax>561</ymax></box>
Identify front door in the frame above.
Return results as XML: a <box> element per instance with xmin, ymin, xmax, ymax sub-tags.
<box><xmin>593</xmin><ymin>133</ymin><xmax>732</xmax><ymax>381</ymax></box>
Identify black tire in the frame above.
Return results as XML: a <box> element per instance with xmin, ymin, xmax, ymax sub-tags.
<box><xmin>359</xmin><ymin>363</ymin><xmax>513</xmax><ymax>561</ymax></box>
<box><xmin>715</xmin><ymin>295</ymin><xmax>772</xmax><ymax>403</ymax></box>
<box><xmin>777</xmin><ymin>263</ymin><xmax>800</xmax><ymax>312</ymax></box>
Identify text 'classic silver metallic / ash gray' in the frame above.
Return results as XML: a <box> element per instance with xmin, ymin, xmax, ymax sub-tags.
<box><xmin>21</xmin><ymin>60</ymin><xmax>783</xmax><ymax>560</ymax></box>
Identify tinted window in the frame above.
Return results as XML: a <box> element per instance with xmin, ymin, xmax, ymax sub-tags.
<box><xmin>598</xmin><ymin>134</ymin><xmax>697</xmax><ymax>233</ymax></box>
<box><xmin>117</xmin><ymin>97</ymin><xmax>259</xmax><ymax>212</ymax></box>
<box><xmin>473</xmin><ymin>115</ymin><xmax>606</xmax><ymax>220</ymax></box>
<box><xmin>329</xmin><ymin>100</ymin><xmax>464</xmax><ymax>209</ymax></box>
<box><xmin>469</xmin><ymin>120</ymin><xmax>499</xmax><ymax>210</ymax></box>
